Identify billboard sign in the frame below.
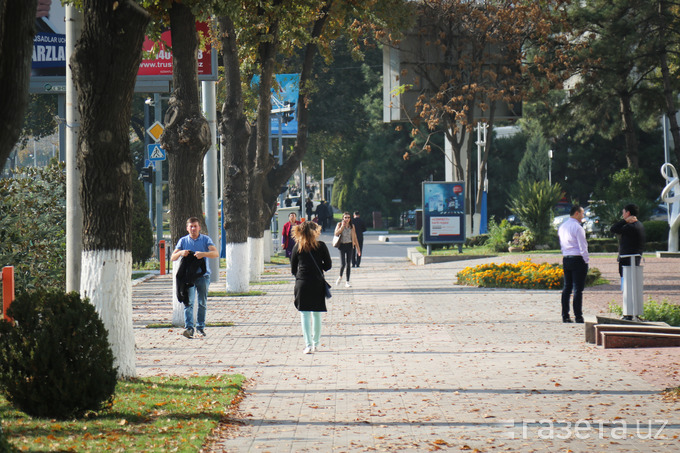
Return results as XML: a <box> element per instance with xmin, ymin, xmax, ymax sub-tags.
<box><xmin>422</xmin><ymin>181</ymin><xmax>466</xmax><ymax>244</ymax></box>
<box><xmin>31</xmin><ymin>5</ymin><xmax>217</xmax><ymax>84</ymax></box>
<box><xmin>252</xmin><ymin>73</ymin><xmax>300</xmax><ymax>137</ymax></box>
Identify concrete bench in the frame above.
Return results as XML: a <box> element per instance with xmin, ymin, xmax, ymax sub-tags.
<box><xmin>585</xmin><ymin>316</ymin><xmax>668</xmax><ymax>344</ymax></box>
<box><xmin>600</xmin><ymin>331</ymin><xmax>680</xmax><ymax>349</ymax></box>
<box><xmin>595</xmin><ymin>324</ymin><xmax>680</xmax><ymax>346</ymax></box>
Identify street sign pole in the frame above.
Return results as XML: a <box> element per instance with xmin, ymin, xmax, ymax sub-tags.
<box><xmin>153</xmin><ymin>94</ymin><xmax>163</xmax><ymax>254</ymax></box>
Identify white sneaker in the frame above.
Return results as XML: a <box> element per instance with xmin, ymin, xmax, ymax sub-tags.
<box><xmin>335</xmin><ymin>276</ymin><xmax>342</xmax><ymax>286</ymax></box>
<box><xmin>303</xmin><ymin>346</ymin><xmax>313</xmax><ymax>354</ymax></box>
<box><xmin>311</xmin><ymin>345</ymin><xmax>318</xmax><ymax>353</ymax></box>
<box><xmin>345</xmin><ymin>281</ymin><xmax>351</xmax><ymax>288</ymax></box>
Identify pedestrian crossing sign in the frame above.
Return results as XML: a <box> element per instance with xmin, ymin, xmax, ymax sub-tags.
<box><xmin>148</xmin><ymin>144</ymin><xmax>166</xmax><ymax>161</ymax></box>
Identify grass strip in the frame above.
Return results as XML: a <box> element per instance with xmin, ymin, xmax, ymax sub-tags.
<box><xmin>146</xmin><ymin>322</ymin><xmax>234</xmax><ymax>329</ymax></box>
<box><xmin>252</xmin><ymin>280</ymin><xmax>288</xmax><ymax>285</ymax></box>
<box><xmin>209</xmin><ymin>291</ymin><xmax>266</xmax><ymax>297</ymax></box>
<box><xmin>1</xmin><ymin>374</ymin><xmax>245</xmax><ymax>452</ymax></box>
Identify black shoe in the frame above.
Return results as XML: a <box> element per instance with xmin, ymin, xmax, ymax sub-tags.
<box><xmin>575</xmin><ymin>317</ymin><xmax>584</xmax><ymax>323</ymax></box>
<box><xmin>183</xmin><ymin>328</ymin><xmax>194</xmax><ymax>338</ymax></box>
<box><xmin>562</xmin><ymin>317</ymin><xmax>573</xmax><ymax>323</ymax></box>
<box><xmin>196</xmin><ymin>328</ymin><xmax>206</xmax><ymax>337</ymax></box>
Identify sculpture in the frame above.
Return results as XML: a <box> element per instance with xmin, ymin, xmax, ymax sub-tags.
<box><xmin>660</xmin><ymin>163</ymin><xmax>680</xmax><ymax>252</ymax></box>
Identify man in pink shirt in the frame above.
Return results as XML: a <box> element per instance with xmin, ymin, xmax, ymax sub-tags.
<box><xmin>557</xmin><ymin>205</ymin><xmax>589</xmax><ymax>323</ymax></box>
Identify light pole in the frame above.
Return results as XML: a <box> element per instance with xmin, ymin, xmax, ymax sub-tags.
<box><xmin>548</xmin><ymin>149</ymin><xmax>553</xmax><ymax>184</ymax></box>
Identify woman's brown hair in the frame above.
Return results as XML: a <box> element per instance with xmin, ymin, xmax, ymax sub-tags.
<box><xmin>292</xmin><ymin>221</ymin><xmax>321</xmax><ymax>252</ymax></box>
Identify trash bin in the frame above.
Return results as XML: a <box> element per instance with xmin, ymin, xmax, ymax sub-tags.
<box><xmin>621</xmin><ymin>254</ymin><xmax>643</xmax><ymax>318</ymax></box>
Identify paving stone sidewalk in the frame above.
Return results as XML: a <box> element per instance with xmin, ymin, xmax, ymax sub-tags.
<box><xmin>133</xmin><ymin>253</ymin><xmax>680</xmax><ymax>452</ymax></box>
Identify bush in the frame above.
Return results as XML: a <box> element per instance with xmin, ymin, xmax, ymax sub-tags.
<box><xmin>507</xmin><ymin>180</ymin><xmax>564</xmax><ymax>244</ymax></box>
<box><xmin>0</xmin><ymin>290</ymin><xmax>117</xmax><ymax>419</ymax></box>
<box><xmin>609</xmin><ymin>298</ymin><xmax>680</xmax><ymax>326</ymax></box>
<box><xmin>0</xmin><ymin>163</ymin><xmax>66</xmax><ymax>291</ymax></box>
<box><xmin>643</xmin><ymin>220</ymin><xmax>669</xmax><ymax>243</ymax></box>
<box><xmin>465</xmin><ymin>234</ymin><xmax>489</xmax><ymax>247</ymax></box>
<box><xmin>0</xmin><ymin>426</ymin><xmax>14</xmax><ymax>452</ymax></box>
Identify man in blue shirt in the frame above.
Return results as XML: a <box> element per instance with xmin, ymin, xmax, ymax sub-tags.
<box><xmin>557</xmin><ymin>205</ymin><xmax>589</xmax><ymax>323</ymax></box>
<box><xmin>171</xmin><ymin>217</ymin><xmax>219</xmax><ymax>338</ymax></box>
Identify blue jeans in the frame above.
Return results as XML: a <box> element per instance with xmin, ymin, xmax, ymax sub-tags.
<box><xmin>300</xmin><ymin>311</ymin><xmax>322</xmax><ymax>347</ymax></box>
<box><xmin>561</xmin><ymin>256</ymin><xmax>587</xmax><ymax>319</ymax></box>
<box><xmin>184</xmin><ymin>274</ymin><xmax>210</xmax><ymax>330</ymax></box>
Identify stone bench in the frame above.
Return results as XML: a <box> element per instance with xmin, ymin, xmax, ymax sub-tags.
<box><xmin>600</xmin><ymin>331</ymin><xmax>680</xmax><ymax>349</ymax></box>
<box><xmin>595</xmin><ymin>324</ymin><xmax>680</xmax><ymax>346</ymax></box>
<box><xmin>584</xmin><ymin>316</ymin><xmax>668</xmax><ymax>344</ymax></box>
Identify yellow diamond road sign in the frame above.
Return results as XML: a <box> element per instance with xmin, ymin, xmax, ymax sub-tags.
<box><xmin>147</xmin><ymin>121</ymin><xmax>164</xmax><ymax>142</ymax></box>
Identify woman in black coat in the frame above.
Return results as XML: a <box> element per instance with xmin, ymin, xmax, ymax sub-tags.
<box><xmin>290</xmin><ymin>221</ymin><xmax>332</xmax><ymax>354</ymax></box>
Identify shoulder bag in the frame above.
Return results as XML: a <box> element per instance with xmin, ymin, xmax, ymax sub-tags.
<box><xmin>309</xmin><ymin>251</ymin><xmax>332</xmax><ymax>299</ymax></box>
<box><xmin>332</xmin><ymin>234</ymin><xmax>341</xmax><ymax>248</ymax></box>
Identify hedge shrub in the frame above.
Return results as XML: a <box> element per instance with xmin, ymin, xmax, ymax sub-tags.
<box><xmin>0</xmin><ymin>290</ymin><xmax>117</xmax><ymax>419</ymax></box>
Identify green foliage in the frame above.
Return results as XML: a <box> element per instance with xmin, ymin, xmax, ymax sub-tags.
<box><xmin>0</xmin><ymin>290</ymin><xmax>117</xmax><ymax>419</ymax></box>
<box><xmin>0</xmin><ymin>163</ymin><xmax>66</xmax><ymax>291</ymax></box>
<box><xmin>131</xmin><ymin>168</ymin><xmax>154</xmax><ymax>265</ymax></box>
<box><xmin>507</xmin><ymin>181</ymin><xmax>564</xmax><ymax>244</ymax></box>
<box><xmin>0</xmin><ymin>426</ymin><xmax>14</xmax><ymax>453</ymax></box>
<box><xmin>590</xmin><ymin>169</ymin><xmax>656</xmax><ymax>236</ymax></box>
<box><xmin>465</xmin><ymin>234</ymin><xmax>489</xmax><ymax>247</ymax></box>
<box><xmin>609</xmin><ymin>298</ymin><xmax>680</xmax><ymax>326</ymax></box>
<box><xmin>486</xmin><ymin>218</ymin><xmax>513</xmax><ymax>252</ymax></box>
<box><xmin>642</xmin><ymin>220</ymin><xmax>669</xmax><ymax>243</ymax></box>
<box><xmin>518</xmin><ymin>126</ymin><xmax>550</xmax><ymax>184</ymax></box>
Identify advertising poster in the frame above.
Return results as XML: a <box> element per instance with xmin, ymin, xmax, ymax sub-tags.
<box><xmin>252</xmin><ymin>73</ymin><xmax>300</xmax><ymax>137</ymax></box>
<box><xmin>31</xmin><ymin>5</ymin><xmax>216</xmax><ymax>82</ymax></box>
<box><xmin>422</xmin><ymin>181</ymin><xmax>466</xmax><ymax>244</ymax></box>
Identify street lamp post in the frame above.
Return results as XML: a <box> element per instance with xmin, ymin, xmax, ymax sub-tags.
<box><xmin>548</xmin><ymin>149</ymin><xmax>553</xmax><ymax>184</ymax></box>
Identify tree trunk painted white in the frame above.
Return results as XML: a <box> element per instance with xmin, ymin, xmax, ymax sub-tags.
<box><xmin>80</xmin><ymin>250</ymin><xmax>135</xmax><ymax>379</ymax></box>
<box><xmin>248</xmin><ymin>236</ymin><xmax>264</xmax><ymax>282</ymax></box>
<box><xmin>225</xmin><ymin>242</ymin><xmax>250</xmax><ymax>292</ymax></box>
<box><xmin>264</xmin><ymin>229</ymin><xmax>272</xmax><ymax>260</ymax></box>
<box><xmin>171</xmin><ymin>259</ymin><xmax>184</xmax><ymax>327</ymax></box>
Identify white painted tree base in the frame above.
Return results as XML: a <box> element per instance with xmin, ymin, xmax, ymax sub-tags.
<box><xmin>225</xmin><ymin>242</ymin><xmax>249</xmax><ymax>292</ymax></box>
<box><xmin>264</xmin><ymin>229</ymin><xmax>272</xmax><ymax>260</ymax></box>
<box><xmin>80</xmin><ymin>249</ymin><xmax>136</xmax><ymax>379</ymax></box>
<box><xmin>248</xmin><ymin>236</ymin><xmax>264</xmax><ymax>282</ymax></box>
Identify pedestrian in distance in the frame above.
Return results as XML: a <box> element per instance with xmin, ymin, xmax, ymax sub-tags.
<box><xmin>351</xmin><ymin>211</ymin><xmax>367</xmax><ymax>268</ymax></box>
<box><xmin>282</xmin><ymin>212</ymin><xmax>301</xmax><ymax>258</ymax></box>
<box><xmin>315</xmin><ymin>200</ymin><xmax>328</xmax><ymax>232</ymax></box>
<box><xmin>334</xmin><ymin>212</ymin><xmax>361</xmax><ymax>288</ymax></box>
<box><xmin>290</xmin><ymin>221</ymin><xmax>332</xmax><ymax>354</ymax></box>
<box><xmin>557</xmin><ymin>205</ymin><xmax>589</xmax><ymax>323</ymax></box>
<box><xmin>171</xmin><ymin>217</ymin><xmax>219</xmax><ymax>338</ymax></box>
<box><xmin>610</xmin><ymin>203</ymin><xmax>646</xmax><ymax>320</ymax></box>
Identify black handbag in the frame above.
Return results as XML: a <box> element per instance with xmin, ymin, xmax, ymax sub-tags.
<box><xmin>309</xmin><ymin>252</ymin><xmax>331</xmax><ymax>299</ymax></box>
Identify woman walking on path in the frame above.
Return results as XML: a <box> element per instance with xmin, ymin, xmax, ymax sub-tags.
<box><xmin>282</xmin><ymin>212</ymin><xmax>300</xmax><ymax>258</ymax></box>
<box><xmin>290</xmin><ymin>221</ymin><xmax>332</xmax><ymax>354</ymax></box>
<box><xmin>334</xmin><ymin>212</ymin><xmax>361</xmax><ymax>287</ymax></box>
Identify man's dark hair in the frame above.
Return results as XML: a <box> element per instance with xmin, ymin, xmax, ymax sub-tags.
<box><xmin>186</xmin><ymin>216</ymin><xmax>200</xmax><ymax>225</ymax></box>
<box><xmin>353</xmin><ymin>211</ymin><xmax>360</xmax><ymax>216</ymax></box>
<box><xmin>569</xmin><ymin>205</ymin><xmax>582</xmax><ymax>216</ymax></box>
<box><xmin>624</xmin><ymin>203</ymin><xmax>639</xmax><ymax>216</ymax></box>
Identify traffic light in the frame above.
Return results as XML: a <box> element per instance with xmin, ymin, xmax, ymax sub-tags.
<box><xmin>139</xmin><ymin>165</ymin><xmax>153</xmax><ymax>183</ymax></box>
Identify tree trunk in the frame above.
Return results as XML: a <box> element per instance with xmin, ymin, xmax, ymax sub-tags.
<box><xmin>619</xmin><ymin>92</ymin><xmax>639</xmax><ymax>169</ymax></box>
<box><xmin>248</xmin><ymin>9</ymin><xmax>281</xmax><ymax>282</ymax></box>
<box><xmin>0</xmin><ymin>1</ymin><xmax>36</xmax><ymax>164</ymax></box>
<box><xmin>160</xmin><ymin>2</ymin><xmax>211</xmax><ymax>248</ymax></box>
<box><xmin>71</xmin><ymin>0</ymin><xmax>150</xmax><ymax>379</ymax></box>
<box><xmin>218</xmin><ymin>15</ymin><xmax>251</xmax><ymax>291</ymax></box>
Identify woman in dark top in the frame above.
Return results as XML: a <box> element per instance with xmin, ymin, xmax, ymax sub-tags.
<box><xmin>290</xmin><ymin>221</ymin><xmax>332</xmax><ymax>354</ymax></box>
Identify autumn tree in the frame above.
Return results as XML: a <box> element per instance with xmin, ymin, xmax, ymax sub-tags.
<box><xmin>71</xmin><ymin>0</ymin><xmax>150</xmax><ymax>378</ymax></box>
<box><xmin>387</xmin><ymin>0</ymin><xmax>573</xmax><ymax>221</ymax></box>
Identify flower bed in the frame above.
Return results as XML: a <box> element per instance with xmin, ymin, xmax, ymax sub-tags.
<box><xmin>456</xmin><ymin>259</ymin><xmax>602</xmax><ymax>290</ymax></box>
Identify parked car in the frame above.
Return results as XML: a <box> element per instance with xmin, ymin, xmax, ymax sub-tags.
<box><xmin>649</xmin><ymin>204</ymin><xmax>668</xmax><ymax>222</ymax></box>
